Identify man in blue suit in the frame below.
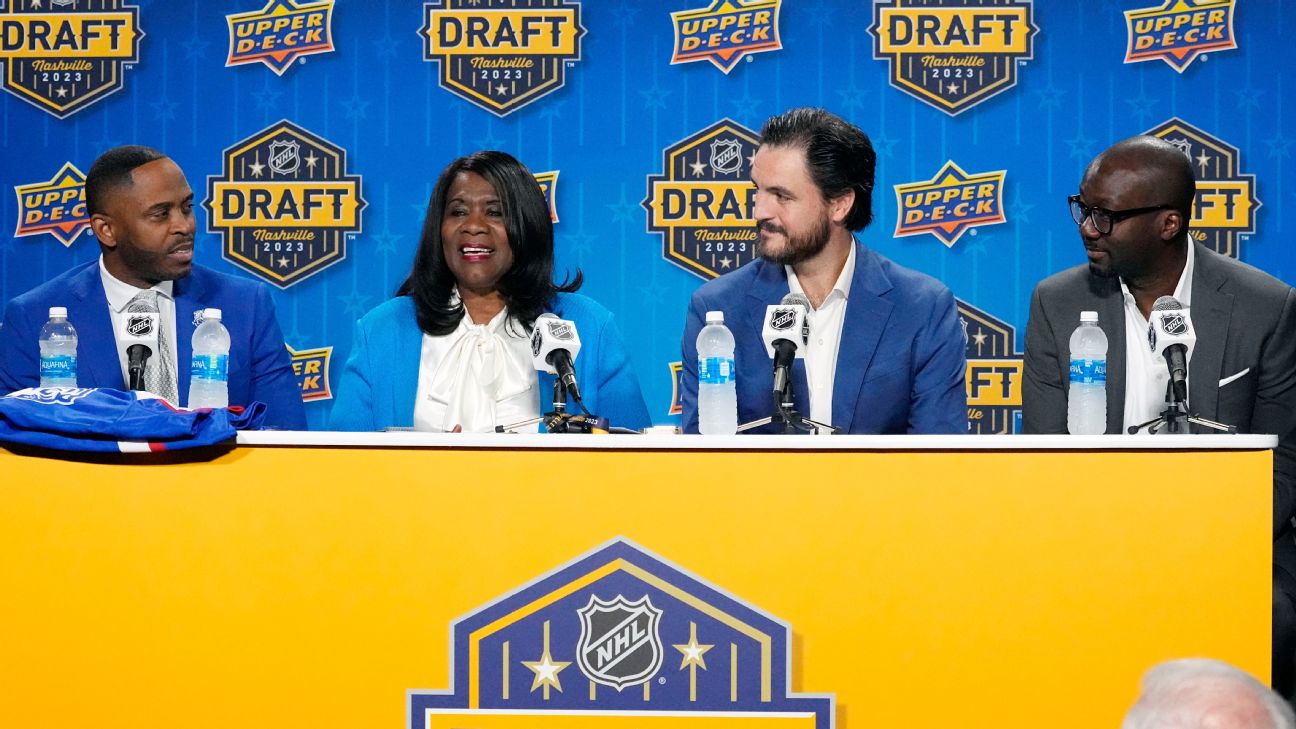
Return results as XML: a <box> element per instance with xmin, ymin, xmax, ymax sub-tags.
<box><xmin>0</xmin><ymin>145</ymin><xmax>305</xmax><ymax>430</ymax></box>
<box><xmin>680</xmin><ymin>108</ymin><xmax>967</xmax><ymax>434</ymax></box>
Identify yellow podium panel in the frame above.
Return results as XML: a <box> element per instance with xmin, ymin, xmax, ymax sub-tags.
<box><xmin>0</xmin><ymin>436</ymin><xmax>1272</xmax><ymax>729</ymax></box>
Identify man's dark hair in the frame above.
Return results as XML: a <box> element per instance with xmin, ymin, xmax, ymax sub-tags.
<box><xmin>759</xmin><ymin>107</ymin><xmax>877</xmax><ymax>231</ymax></box>
<box><xmin>396</xmin><ymin>150</ymin><xmax>581</xmax><ymax>336</ymax></box>
<box><xmin>85</xmin><ymin>145</ymin><xmax>167</xmax><ymax>215</ymax></box>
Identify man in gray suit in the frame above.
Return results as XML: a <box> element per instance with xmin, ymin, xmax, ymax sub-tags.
<box><xmin>1022</xmin><ymin>135</ymin><xmax>1296</xmax><ymax>697</ymax></box>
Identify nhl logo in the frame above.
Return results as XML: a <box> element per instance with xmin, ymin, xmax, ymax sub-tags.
<box><xmin>268</xmin><ymin>139</ymin><xmax>301</xmax><ymax>176</ymax></box>
<box><xmin>1161</xmin><ymin>312</ymin><xmax>1188</xmax><ymax>336</ymax></box>
<box><xmin>549</xmin><ymin>320</ymin><xmax>575</xmax><ymax>341</ymax></box>
<box><xmin>575</xmin><ymin>594</ymin><xmax>663</xmax><ymax>691</ymax></box>
<box><xmin>771</xmin><ymin>308</ymin><xmax>796</xmax><ymax>330</ymax></box>
<box><xmin>126</xmin><ymin>315</ymin><xmax>154</xmax><ymax>337</ymax></box>
<box><xmin>709</xmin><ymin>138</ymin><xmax>743</xmax><ymax>175</ymax></box>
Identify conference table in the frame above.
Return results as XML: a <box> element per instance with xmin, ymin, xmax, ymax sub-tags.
<box><xmin>0</xmin><ymin>432</ymin><xmax>1275</xmax><ymax>728</ymax></box>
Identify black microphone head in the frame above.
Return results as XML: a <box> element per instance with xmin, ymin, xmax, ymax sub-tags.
<box><xmin>1152</xmin><ymin>295</ymin><xmax>1183</xmax><ymax>312</ymax></box>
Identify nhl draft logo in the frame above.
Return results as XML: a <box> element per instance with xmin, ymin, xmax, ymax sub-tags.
<box><xmin>894</xmin><ymin>161</ymin><xmax>1006</xmax><ymax>247</ymax></box>
<box><xmin>13</xmin><ymin>162</ymin><xmax>89</xmax><ymax>247</ymax></box>
<box><xmin>1145</xmin><ymin>117</ymin><xmax>1259</xmax><ymax>258</ymax></box>
<box><xmin>533</xmin><ymin>170</ymin><xmax>559</xmax><ymax>222</ymax></box>
<box><xmin>670</xmin><ymin>0</ymin><xmax>782</xmax><ymax>74</ymax></box>
<box><xmin>959</xmin><ymin>301</ymin><xmax>1023</xmax><ymax>434</ymax></box>
<box><xmin>0</xmin><ymin>0</ymin><xmax>144</xmax><ymax>118</ymax></box>
<box><xmin>408</xmin><ymin>538</ymin><xmax>834</xmax><ymax>728</ymax></box>
<box><xmin>225</xmin><ymin>0</ymin><xmax>335</xmax><ymax>75</ymax></box>
<box><xmin>576</xmin><ymin>595</ymin><xmax>663</xmax><ymax>690</ymax></box>
<box><xmin>1124</xmin><ymin>0</ymin><xmax>1236</xmax><ymax>72</ymax></box>
<box><xmin>204</xmin><ymin>119</ymin><xmax>366</xmax><ymax>288</ymax></box>
<box><xmin>418</xmin><ymin>0</ymin><xmax>585</xmax><ymax>117</ymax></box>
<box><xmin>643</xmin><ymin>119</ymin><xmax>760</xmax><ymax>281</ymax></box>
<box><xmin>287</xmin><ymin>344</ymin><xmax>332</xmax><ymax>402</ymax></box>
<box><xmin>868</xmin><ymin>0</ymin><xmax>1037</xmax><ymax>116</ymax></box>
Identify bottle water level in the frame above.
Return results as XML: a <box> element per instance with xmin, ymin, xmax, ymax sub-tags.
<box><xmin>190</xmin><ymin>308</ymin><xmax>230</xmax><ymax>409</ymax></box>
<box><xmin>1067</xmin><ymin>311</ymin><xmax>1108</xmax><ymax>435</ymax></box>
<box><xmin>39</xmin><ymin>306</ymin><xmax>78</xmax><ymax>388</ymax></box>
<box><xmin>697</xmin><ymin>311</ymin><xmax>737</xmax><ymax>435</ymax></box>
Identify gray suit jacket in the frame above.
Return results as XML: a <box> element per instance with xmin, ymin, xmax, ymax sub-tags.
<box><xmin>1022</xmin><ymin>243</ymin><xmax>1296</xmax><ymax>548</ymax></box>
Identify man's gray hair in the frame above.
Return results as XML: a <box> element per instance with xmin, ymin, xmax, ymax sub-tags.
<box><xmin>1122</xmin><ymin>658</ymin><xmax>1295</xmax><ymax>729</ymax></box>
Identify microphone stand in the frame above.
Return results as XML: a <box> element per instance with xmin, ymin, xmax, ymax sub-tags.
<box><xmin>737</xmin><ymin>377</ymin><xmax>839</xmax><ymax>435</ymax></box>
<box><xmin>496</xmin><ymin>379</ymin><xmax>634</xmax><ymax>434</ymax></box>
<box><xmin>1127</xmin><ymin>382</ymin><xmax>1236</xmax><ymax>435</ymax></box>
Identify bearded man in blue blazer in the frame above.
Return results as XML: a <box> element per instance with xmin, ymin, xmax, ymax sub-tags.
<box><xmin>0</xmin><ymin>145</ymin><xmax>305</xmax><ymax>430</ymax></box>
<box><xmin>680</xmin><ymin>108</ymin><xmax>967</xmax><ymax>435</ymax></box>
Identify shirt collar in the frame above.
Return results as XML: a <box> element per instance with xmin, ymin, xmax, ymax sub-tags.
<box><xmin>786</xmin><ymin>238</ymin><xmax>856</xmax><ymax>305</ymax></box>
<box><xmin>1118</xmin><ymin>242</ymin><xmax>1195</xmax><ymax>310</ymax></box>
<box><xmin>98</xmin><ymin>255</ymin><xmax>174</xmax><ymax>313</ymax></box>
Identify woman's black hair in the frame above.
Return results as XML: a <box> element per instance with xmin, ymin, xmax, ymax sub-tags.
<box><xmin>396</xmin><ymin>150</ymin><xmax>581</xmax><ymax>335</ymax></box>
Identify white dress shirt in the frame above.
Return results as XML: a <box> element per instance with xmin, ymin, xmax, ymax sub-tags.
<box><xmin>98</xmin><ymin>256</ymin><xmax>178</xmax><ymax>393</ymax></box>
<box><xmin>1121</xmin><ymin>242</ymin><xmax>1195</xmax><ymax>431</ymax></box>
<box><xmin>786</xmin><ymin>243</ymin><xmax>856</xmax><ymax>429</ymax></box>
<box><xmin>412</xmin><ymin>306</ymin><xmax>540</xmax><ymax>433</ymax></box>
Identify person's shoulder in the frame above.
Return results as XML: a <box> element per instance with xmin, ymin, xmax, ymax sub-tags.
<box><xmin>553</xmin><ymin>291</ymin><xmax>614</xmax><ymax>326</ymax></box>
<box><xmin>357</xmin><ymin>295</ymin><xmax>416</xmax><ymax>328</ymax></box>
<box><xmin>7</xmin><ymin>260</ymin><xmax>98</xmax><ymax>310</ymax></box>
<box><xmin>1031</xmin><ymin>262</ymin><xmax>1091</xmax><ymax>299</ymax></box>
<box><xmin>689</xmin><ymin>258</ymin><xmax>768</xmax><ymax>308</ymax></box>
<box><xmin>1204</xmin><ymin>246</ymin><xmax>1294</xmax><ymax>300</ymax></box>
<box><xmin>867</xmin><ymin>247</ymin><xmax>953</xmax><ymax>304</ymax></box>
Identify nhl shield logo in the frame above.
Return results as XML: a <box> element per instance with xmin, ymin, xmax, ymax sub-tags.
<box><xmin>771</xmin><ymin>308</ymin><xmax>796</xmax><ymax>330</ymax></box>
<box><xmin>1161</xmin><ymin>312</ymin><xmax>1188</xmax><ymax>336</ymax></box>
<box><xmin>126</xmin><ymin>315</ymin><xmax>154</xmax><ymax>337</ymax></box>
<box><xmin>709</xmin><ymin>137</ymin><xmax>743</xmax><ymax>175</ymax></box>
<box><xmin>575</xmin><ymin>594</ymin><xmax>664</xmax><ymax>690</ymax></box>
<box><xmin>268</xmin><ymin>139</ymin><xmax>300</xmax><ymax>175</ymax></box>
<box><xmin>548</xmin><ymin>319</ymin><xmax>574</xmax><ymax>341</ymax></box>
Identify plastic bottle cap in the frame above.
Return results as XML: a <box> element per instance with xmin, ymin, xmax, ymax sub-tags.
<box><xmin>204</xmin><ymin>308</ymin><xmax>223</xmax><ymax>321</ymax></box>
<box><xmin>48</xmin><ymin>306</ymin><xmax>67</xmax><ymax>319</ymax></box>
<box><xmin>1080</xmin><ymin>311</ymin><xmax>1098</xmax><ymax>323</ymax></box>
<box><xmin>705</xmin><ymin>311</ymin><xmax>724</xmax><ymax>324</ymax></box>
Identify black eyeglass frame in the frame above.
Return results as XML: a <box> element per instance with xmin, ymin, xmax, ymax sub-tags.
<box><xmin>1067</xmin><ymin>194</ymin><xmax>1174</xmax><ymax>235</ymax></box>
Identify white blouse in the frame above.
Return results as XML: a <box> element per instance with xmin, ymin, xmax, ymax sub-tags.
<box><xmin>412</xmin><ymin>307</ymin><xmax>540</xmax><ymax>432</ymax></box>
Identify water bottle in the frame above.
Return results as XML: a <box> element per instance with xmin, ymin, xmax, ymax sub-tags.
<box><xmin>189</xmin><ymin>308</ymin><xmax>230</xmax><ymax>409</ymax></box>
<box><xmin>38</xmin><ymin>306</ymin><xmax>78</xmax><ymax>388</ymax></box>
<box><xmin>696</xmin><ymin>310</ymin><xmax>737</xmax><ymax>434</ymax></box>
<box><xmin>1067</xmin><ymin>310</ymin><xmax>1108</xmax><ymax>435</ymax></box>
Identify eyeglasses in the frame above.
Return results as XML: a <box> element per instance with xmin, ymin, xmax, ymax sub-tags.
<box><xmin>1067</xmin><ymin>195</ymin><xmax>1173</xmax><ymax>235</ymax></box>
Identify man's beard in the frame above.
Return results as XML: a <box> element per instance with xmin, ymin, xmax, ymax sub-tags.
<box><xmin>757</xmin><ymin>215</ymin><xmax>832</xmax><ymax>266</ymax></box>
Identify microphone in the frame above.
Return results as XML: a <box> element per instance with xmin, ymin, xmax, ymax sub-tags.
<box><xmin>530</xmin><ymin>313</ymin><xmax>584</xmax><ymax>403</ymax></box>
<box><xmin>1147</xmin><ymin>295</ymin><xmax>1196</xmax><ymax>405</ymax></box>
<box><xmin>761</xmin><ymin>292</ymin><xmax>810</xmax><ymax>395</ymax></box>
<box><xmin>120</xmin><ymin>296</ymin><xmax>160</xmax><ymax>392</ymax></box>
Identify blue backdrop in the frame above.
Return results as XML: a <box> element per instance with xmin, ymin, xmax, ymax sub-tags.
<box><xmin>0</xmin><ymin>0</ymin><xmax>1289</xmax><ymax>432</ymax></box>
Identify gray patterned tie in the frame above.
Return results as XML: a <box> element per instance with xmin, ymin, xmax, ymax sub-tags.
<box><xmin>126</xmin><ymin>289</ymin><xmax>178</xmax><ymax>404</ymax></box>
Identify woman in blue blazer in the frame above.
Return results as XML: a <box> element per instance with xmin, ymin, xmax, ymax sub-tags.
<box><xmin>329</xmin><ymin>151</ymin><xmax>649</xmax><ymax>432</ymax></box>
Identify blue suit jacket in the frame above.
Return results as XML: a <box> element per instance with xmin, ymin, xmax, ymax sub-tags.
<box><xmin>680</xmin><ymin>241</ymin><xmax>968</xmax><ymax>434</ymax></box>
<box><xmin>327</xmin><ymin>292</ymin><xmax>651</xmax><ymax>431</ymax></box>
<box><xmin>0</xmin><ymin>260</ymin><xmax>306</xmax><ymax>430</ymax></box>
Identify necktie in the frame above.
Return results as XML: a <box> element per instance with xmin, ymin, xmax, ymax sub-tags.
<box><xmin>126</xmin><ymin>289</ymin><xmax>178</xmax><ymax>405</ymax></box>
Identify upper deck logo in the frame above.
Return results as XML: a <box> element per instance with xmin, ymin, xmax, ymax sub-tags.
<box><xmin>0</xmin><ymin>0</ymin><xmax>144</xmax><ymax>118</ymax></box>
<box><xmin>643</xmin><ymin>119</ymin><xmax>760</xmax><ymax>281</ymax></box>
<box><xmin>534</xmin><ymin>170</ymin><xmax>559</xmax><ymax>222</ymax></box>
<box><xmin>225</xmin><ymin>0</ymin><xmax>335</xmax><ymax>76</ymax></box>
<box><xmin>407</xmin><ymin>538</ymin><xmax>833</xmax><ymax>728</ymax></box>
<box><xmin>959</xmin><ymin>300</ymin><xmax>1022</xmax><ymax>434</ymax></box>
<box><xmin>1124</xmin><ymin>0</ymin><xmax>1236</xmax><ymax>72</ymax></box>
<box><xmin>204</xmin><ymin>119</ymin><xmax>366</xmax><ymax>288</ymax></box>
<box><xmin>868</xmin><ymin>0</ymin><xmax>1037</xmax><ymax>116</ymax></box>
<box><xmin>1145</xmin><ymin>117</ymin><xmax>1259</xmax><ymax>258</ymax></box>
<box><xmin>14</xmin><ymin>161</ymin><xmax>88</xmax><ymax>247</ymax></box>
<box><xmin>418</xmin><ymin>0</ymin><xmax>585</xmax><ymax>117</ymax></box>
<box><xmin>670</xmin><ymin>0</ymin><xmax>782</xmax><ymax>74</ymax></box>
<box><xmin>287</xmin><ymin>343</ymin><xmax>332</xmax><ymax>402</ymax></box>
<box><xmin>894</xmin><ymin>160</ymin><xmax>1005</xmax><ymax>247</ymax></box>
